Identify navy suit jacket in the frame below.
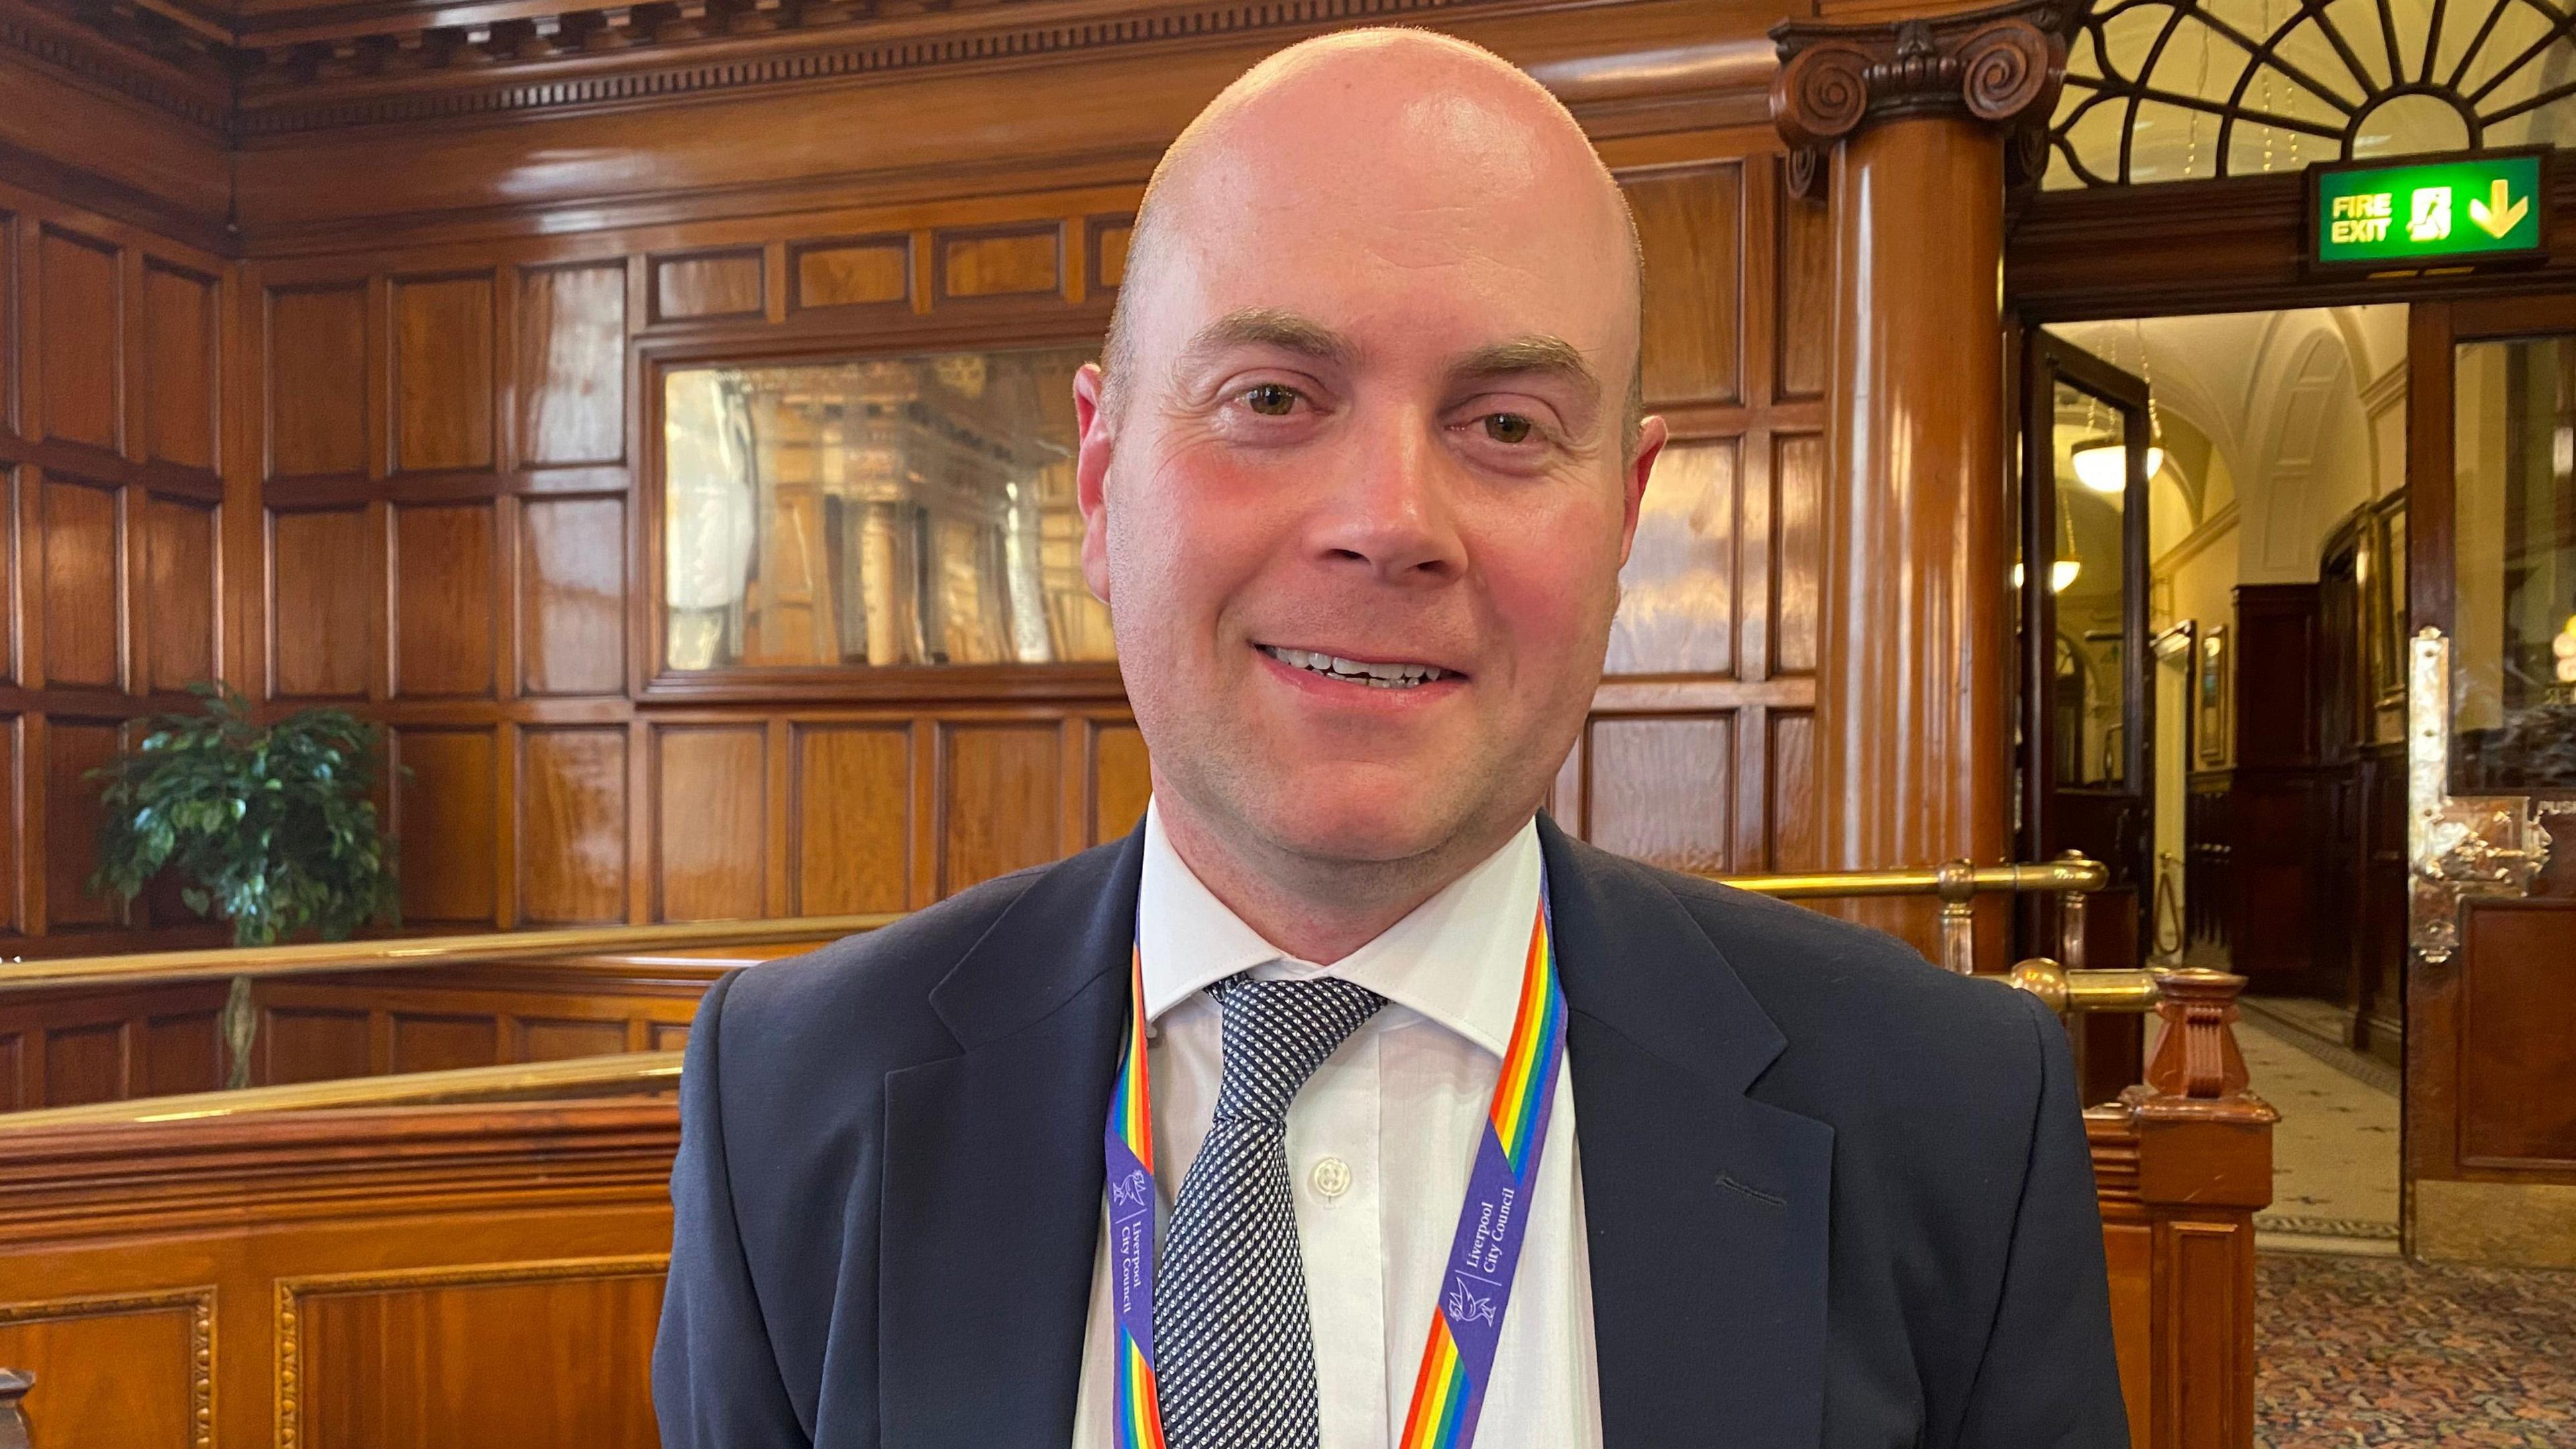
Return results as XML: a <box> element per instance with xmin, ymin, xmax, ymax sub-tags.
<box><xmin>653</xmin><ymin>818</ymin><xmax>2131</xmax><ymax>1447</ymax></box>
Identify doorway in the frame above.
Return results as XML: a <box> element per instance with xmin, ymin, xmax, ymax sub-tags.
<box><xmin>2023</xmin><ymin>307</ymin><xmax>2414</xmax><ymax>1254</ymax></box>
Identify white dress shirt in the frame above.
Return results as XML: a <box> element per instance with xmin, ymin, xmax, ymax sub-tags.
<box><xmin>1071</xmin><ymin>804</ymin><xmax>1604</xmax><ymax>1448</ymax></box>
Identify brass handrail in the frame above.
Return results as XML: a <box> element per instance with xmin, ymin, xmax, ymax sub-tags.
<box><xmin>0</xmin><ymin>914</ymin><xmax>904</xmax><ymax>994</ymax></box>
<box><xmin>0</xmin><ymin>1050</ymin><xmax>686</xmax><ymax>1130</ymax></box>
<box><xmin>1711</xmin><ymin>857</ymin><xmax>2107</xmax><ymax>899</ymax></box>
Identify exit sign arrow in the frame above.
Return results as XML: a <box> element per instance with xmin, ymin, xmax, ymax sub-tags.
<box><xmin>2470</xmin><ymin>177</ymin><xmax>2529</xmax><ymax>238</ymax></box>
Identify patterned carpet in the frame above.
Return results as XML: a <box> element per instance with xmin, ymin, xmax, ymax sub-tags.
<box><xmin>2257</xmin><ymin>1252</ymin><xmax>2576</xmax><ymax>1446</ymax></box>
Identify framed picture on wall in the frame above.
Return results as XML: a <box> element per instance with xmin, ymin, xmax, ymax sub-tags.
<box><xmin>2197</xmin><ymin>627</ymin><xmax>2231</xmax><ymax>766</ymax></box>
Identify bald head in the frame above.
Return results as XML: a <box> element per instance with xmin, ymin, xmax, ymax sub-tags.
<box><xmin>1102</xmin><ymin>27</ymin><xmax>1646</xmax><ymax>445</ymax></box>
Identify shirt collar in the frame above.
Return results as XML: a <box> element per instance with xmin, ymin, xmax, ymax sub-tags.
<box><xmin>1136</xmin><ymin>801</ymin><xmax>1542</xmax><ymax>1059</ymax></box>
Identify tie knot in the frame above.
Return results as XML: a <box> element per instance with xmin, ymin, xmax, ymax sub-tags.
<box><xmin>1205</xmin><ymin>973</ymin><xmax>1385</xmax><ymax>1124</ymax></box>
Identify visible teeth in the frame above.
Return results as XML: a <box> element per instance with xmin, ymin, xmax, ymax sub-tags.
<box><xmin>1263</xmin><ymin>646</ymin><xmax>1448</xmax><ymax>687</ymax></box>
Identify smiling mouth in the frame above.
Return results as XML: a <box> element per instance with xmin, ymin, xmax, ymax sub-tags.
<box><xmin>1258</xmin><ymin>645</ymin><xmax>1456</xmax><ymax>689</ymax></box>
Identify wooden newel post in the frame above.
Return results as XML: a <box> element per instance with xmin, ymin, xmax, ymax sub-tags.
<box><xmin>1768</xmin><ymin>0</ymin><xmax>2073</xmax><ymax>965</ymax></box>
<box><xmin>0</xmin><ymin>1368</ymin><xmax>33</xmax><ymax>1449</ymax></box>
<box><xmin>2094</xmin><ymin>968</ymin><xmax>2277</xmax><ymax>1449</ymax></box>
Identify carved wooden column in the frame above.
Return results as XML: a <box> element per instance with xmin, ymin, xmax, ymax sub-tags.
<box><xmin>1771</xmin><ymin>1</ymin><xmax>2071</xmax><ymax>960</ymax></box>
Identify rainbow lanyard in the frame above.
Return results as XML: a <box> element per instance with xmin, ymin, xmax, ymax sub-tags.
<box><xmin>1102</xmin><ymin>871</ymin><xmax>1568</xmax><ymax>1449</ymax></box>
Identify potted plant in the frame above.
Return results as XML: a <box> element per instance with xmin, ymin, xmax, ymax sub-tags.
<box><xmin>89</xmin><ymin>684</ymin><xmax>402</xmax><ymax>946</ymax></box>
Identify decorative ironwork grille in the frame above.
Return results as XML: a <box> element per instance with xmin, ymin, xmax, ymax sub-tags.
<box><xmin>2048</xmin><ymin>0</ymin><xmax>2576</xmax><ymax>185</ymax></box>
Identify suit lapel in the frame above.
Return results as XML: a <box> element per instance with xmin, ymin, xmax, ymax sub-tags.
<box><xmin>1543</xmin><ymin>818</ymin><xmax>1834</xmax><ymax>1448</ymax></box>
<box><xmin>875</xmin><ymin>831</ymin><xmax>1142</xmax><ymax>1446</ymax></box>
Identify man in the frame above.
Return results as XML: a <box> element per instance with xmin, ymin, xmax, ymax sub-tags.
<box><xmin>654</xmin><ymin>28</ymin><xmax>2127</xmax><ymax>1449</ymax></box>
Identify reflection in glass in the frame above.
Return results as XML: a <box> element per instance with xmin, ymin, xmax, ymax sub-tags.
<box><xmin>2052</xmin><ymin>380</ymin><xmax>2132</xmax><ymax>788</ymax></box>
<box><xmin>661</xmin><ymin>347</ymin><xmax>1112</xmax><ymax>672</ymax></box>
<box><xmin>2451</xmin><ymin>337</ymin><xmax>2576</xmax><ymax>792</ymax></box>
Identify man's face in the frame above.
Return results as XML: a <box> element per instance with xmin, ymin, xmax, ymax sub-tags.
<box><xmin>1075</xmin><ymin>83</ymin><xmax>1661</xmax><ymax>869</ymax></box>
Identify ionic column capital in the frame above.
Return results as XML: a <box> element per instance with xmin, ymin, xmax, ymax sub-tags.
<box><xmin>1770</xmin><ymin>0</ymin><xmax>2076</xmax><ymax>198</ymax></box>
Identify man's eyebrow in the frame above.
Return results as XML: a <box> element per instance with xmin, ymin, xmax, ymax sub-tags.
<box><xmin>1450</xmin><ymin>336</ymin><xmax>1603</xmax><ymax>409</ymax></box>
<box><xmin>1171</xmin><ymin>309</ymin><xmax>1357</xmax><ymax>376</ymax></box>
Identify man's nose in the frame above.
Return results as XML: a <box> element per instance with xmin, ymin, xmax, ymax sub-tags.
<box><xmin>1307</xmin><ymin>408</ymin><xmax>1468</xmax><ymax>586</ymax></box>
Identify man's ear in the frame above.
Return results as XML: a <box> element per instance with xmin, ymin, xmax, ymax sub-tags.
<box><xmin>1618</xmin><ymin>414</ymin><xmax>1668</xmax><ymax>568</ymax></box>
<box><xmin>1074</xmin><ymin>362</ymin><xmax>1116</xmax><ymax>604</ymax></box>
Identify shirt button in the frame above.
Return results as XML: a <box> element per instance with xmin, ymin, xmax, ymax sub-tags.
<box><xmin>1310</xmin><ymin>1157</ymin><xmax>1352</xmax><ymax>1199</ymax></box>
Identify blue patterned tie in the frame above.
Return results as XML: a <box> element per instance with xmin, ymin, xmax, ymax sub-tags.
<box><xmin>1153</xmin><ymin>973</ymin><xmax>1386</xmax><ymax>1449</ymax></box>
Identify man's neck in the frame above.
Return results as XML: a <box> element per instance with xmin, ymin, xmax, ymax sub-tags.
<box><xmin>1151</xmin><ymin>795</ymin><xmax>1532</xmax><ymax>967</ymax></box>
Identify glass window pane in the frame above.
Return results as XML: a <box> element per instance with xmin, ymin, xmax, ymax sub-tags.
<box><xmin>2451</xmin><ymin>336</ymin><xmax>2576</xmax><ymax>793</ymax></box>
<box><xmin>661</xmin><ymin>346</ymin><xmax>1110</xmax><ymax>671</ymax></box>
<box><xmin>2052</xmin><ymin>378</ymin><xmax>2134</xmax><ymax>788</ymax></box>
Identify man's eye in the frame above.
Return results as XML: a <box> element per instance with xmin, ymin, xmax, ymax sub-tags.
<box><xmin>1482</xmin><ymin>413</ymin><xmax>1536</xmax><ymax>445</ymax></box>
<box><xmin>1242</xmin><ymin>384</ymin><xmax>1300</xmax><ymax>417</ymax></box>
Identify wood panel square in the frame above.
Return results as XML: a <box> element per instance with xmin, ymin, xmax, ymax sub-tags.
<box><xmin>0</xmin><ymin>1295</ymin><xmax>207</xmax><ymax>1447</ymax></box>
<box><xmin>288</xmin><ymin>1267</ymin><xmax>663</xmax><ymax>1449</ymax></box>
<box><xmin>519</xmin><ymin>727</ymin><xmax>628</xmax><ymax>925</ymax></box>
<box><xmin>1623</xmin><ymin>165</ymin><xmax>1743</xmax><ymax>409</ymax></box>
<box><xmin>792</xmin><ymin>724</ymin><xmax>909</xmax><ymax>915</ymax></box>
<box><xmin>271</xmin><ymin>507</ymin><xmax>374</xmax><ymax>698</ymax></box>
<box><xmin>396</xmin><ymin>728</ymin><xmax>498</xmax><ymax>924</ymax></box>
<box><xmin>1771</xmin><ymin>433</ymin><xmax>1823</xmax><ymax>677</ymax></box>
<box><xmin>519</xmin><ymin>263</ymin><xmax>627</xmax><ymax>468</ymax></box>
<box><xmin>793</xmin><ymin>238</ymin><xmax>910</xmax><ymax>311</ymax></box>
<box><xmin>392</xmin><ymin>503</ymin><xmax>496</xmax><ymax>697</ymax></box>
<box><xmin>43</xmin><ymin>720</ymin><xmax>123</xmax><ymax>929</ymax></box>
<box><xmin>652</xmin><ymin>250</ymin><xmax>763</xmax><ymax>321</ymax></box>
<box><xmin>937</xmin><ymin>227</ymin><xmax>1060</xmax><ymax>301</ymax></box>
<box><xmin>390</xmin><ymin>1012</ymin><xmax>500</xmax><ymax>1073</ymax></box>
<box><xmin>523</xmin><ymin>1016</ymin><xmax>627</xmax><ymax>1061</ymax></box>
<box><xmin>1765</xmin><ymin>708</ymin><xmax>1819</xmax><ymax>873</ymax></box>
<box><xmin>2459</xmin><ymin>905</ymin><xmax>2576</xmax><ymax>1165</ymax></box>
<box><xmin>38</xmin><ymin>227</ymin><xmax>121</xmax><ymax>451</ymax></box>
<box><xmin>0</xmin><ymin>720</ymin><xmax>19</xmax><ymax>933</ymax></box>
<box><xmin>520</xmin><ymin>496</ymin><xmax>625</xmax><ymax>696</ymax></box>
<box><xmin>1091</xmin><ymin>722</ymin><xmax>1149</xmax><ymax>846</ymax></box>
<box><xmin>142</xmin><ymin>261</ymin><xmax>217</xmax><ymax>471</ymax></box>
<box><xmin>1775</xmin><ymin>168</ymin><xmax>1833</xmax><ymax>403</ymax></box>
<box><xmin>261</xmin><ymin>1006</ymin><xmax>371</xmax><ymax>1084</ymax></box>
<box><xmin>1089</xmin><ymin>217</ymin><xmax>1133</xmax><ymax>292</ymax></box>
<box><xmin>1608</xmin><ymin>440</ymin><xmax>1737</xmax><ymax>676</ymax></box>
<box><xmin>1587</xmin><ymin>714</ymin><xmax>1735</xmax><ymax>873</ymax></box>
<box><xmin>41</xmin><ymin>478</ymin><xmax>123</xmax><ymax>690</ymax></box>
<box><xmin>391</xmin><ymin>274</ymin><xmax>496</xmax><ymax>474</ymax></box>
<box><xmin>0</xmin><ymin>211</ymin><xmax>15</xmax><ymax>437</ymax></box>
<box><xmin>267</xmin><ymin>284</ymin><xmax>368</xmax><ymax>480</ymax></box>
<box><xmin>42</xmin><ymin>1019</ymin><xmax>124</xmax><ymax>1106</ymax></box>
<box><xmin>941</xmin><ymin>722</ymin><xmax>1060</xmax><ymax>894</ymax></box>
<box><xmin>656</xmin><ymin>726</ymin><xmax>764</xmax><ymax>922</ymax></box>
<box><xmin>140</xmin><ymin>1009</ymin><xmax>221</xmax><ymax>1096</ymax></box>
<box><xmin>142</xmin><ymin>495</ymin><xmax>216</xmax><ymax>692</ymax></box>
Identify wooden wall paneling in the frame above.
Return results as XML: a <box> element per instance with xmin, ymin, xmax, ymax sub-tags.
<box><xmin>1089</xmin><ymin>718</ymin><xmax>1150</xmax><ymax>846</ymax></box>
<box><xmin>1770</xmin><ymin>431</ymin><xmax>1823</xmax><ymax>677</ymax></box>
<box><xmin>935</xmin><ymin>225</ymin><xmax>1062</xmax><ymax>303</ymax></box>
<box><xmin>390</xmin><ymin>502</ymin><xmax>496</xmax><ymax>697</ymax></box>
<box><xmin>39</xmin><ymin>476</ymin><xmax>123</xmax><ymax>690</ymax></box>
<box><xmin>260</xmin><ymin>1006</ymin><xmax>375</xmax><ymax>1084</ymax></box>
<box><xmin>0</xmin><ymin>466</ymin><xmax>17</xmax><ymax>688</ymax></box>
<box><xmin>651</xmin><ymin>250</ymin><xmax>763</xmax><ymax>323</ymax></box>
<box><xmin>519</xmin><ymin>727</ymin><xmax>629</xmax><ymax>926</ymax></box>
<box><xmin>40</xmin><ymin>1020</ymin><xmax>125</xmax><ymax>1105</ymax></box>
<box><xmin>394</xmin><ymin>728</ymin><xmax>500</xmax><ymax>926</ymax></box>
<box><xmin>1087</xmin><ymin>215</ymin><xmax>1134</xmax><ymax>294</ymax></box>
<box><xmin>140</xmin><ymin>260</ymin><xmax>217</xmax><ymax>474</ymax></box>
<box><xmin>521</xmin><ymin>1016</ymin><xmax>628</xmax><ymax>1062</ymax></box>
<box><xmin>1774</xmin><ymin>163</ymin><xmax>1834</xmax><ymax>403</ymax></box>
<box><xmin>790</xmin><ymin>722</ymin><xmax>910</xmax><ymax>916</ymax></box>
<box><xmin>1586</xmin><ymin>713</ymin><xmax>1735</xmax><ymax>872</ymax></box>
<box><xmin>36</xmin><ymin>225</ymin><xmax>121</xmax><ymax>454</ymax></box>
<box><xmin>519</xmin><ymin>496</ymin><xmax>625</xmax><ymax>696</ymax></box>
<box><xmin>388</xmin><ymin>273</ymin><xmax>497</xmax><ymax>476</ymax></box>
<box><xmin>388</xmin><ymin>1012</ymin><xmax>502</xmax><ymax>1073</ymax></box>
<box><xmin>287</xmin><ymin>1258</ymin><xmax>669</xmax><ymax>1449</ymax></box>
<box><xmin>1607</xmin><ymin>438</ymin><xmax>1738</xmax><ymax>676</ymax></box>
<box><xmin>1622</xmin><ymin>162</ymin><xmax>1744</xmax><ymax>409</ymax></box>
<box><xmin>0</xmin><ymin>207</ymin><xmax>16</xmax><ymax>439</ymax></box>
<box><xmin>790</xmin><ymin>236</ymin><xmax>911</xmax><ymax>313</ymax></box>
<box><xmin>266</xmin><ymin>283</ymin><xmax>369</xmax><ymax>481</ymax></box>
<box><xmin>1766</xmin><ymin>708</ymin><xmax>1819</xmax><ymax>872</ymax></box>
<box><xmin>40</xmin><ymin>718</ymin><xmax>122</xmax><ymax>930</ymax></box>
<box><xmin>137</xmin><ymin>1007</ymin><xmax>221</xmax><ymax>1096</ymax></box>
<box><xmin>268</xmin><ymin>504</ymin><xmax>380</xmax><ymax>700</ymax></box>
<box><xmin>938</xmin><ymin>720</ymin><xmax>1063</xmax><ymax>896</ymax></box>
<box><xmin>2456</xmin><ymin>904</ymin><xmax>2576</xmax><ymax>1167</ymax></box>
<box><xmin>653</xmin><ymin>724</ymin><xmax>765</xmax><ymax>922</ymax></box>
<box><xmin>0</xmin><ymin>1292</ymin><xmax>210</xmax><ymax>1446</ymax></box>
<box><xmin>518</xmin><ymin>263</ymin><xmax>627</xmax><ymax>468</ymax></box>
<box><xmin>140</xmin><ymin>493</ymin><xmax>216</xmax><ymax>692</ymax></box>
<box><xmin>0</xmin><ymin>716</ymin><xmax>19</xmax><ymax>934</ymax></box>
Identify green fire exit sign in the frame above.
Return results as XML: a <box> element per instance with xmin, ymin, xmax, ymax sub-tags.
<box><xmin>2312</xmin><ymin>151</ymin><xmax>2548</xmax><ymax>269</ymax></box>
